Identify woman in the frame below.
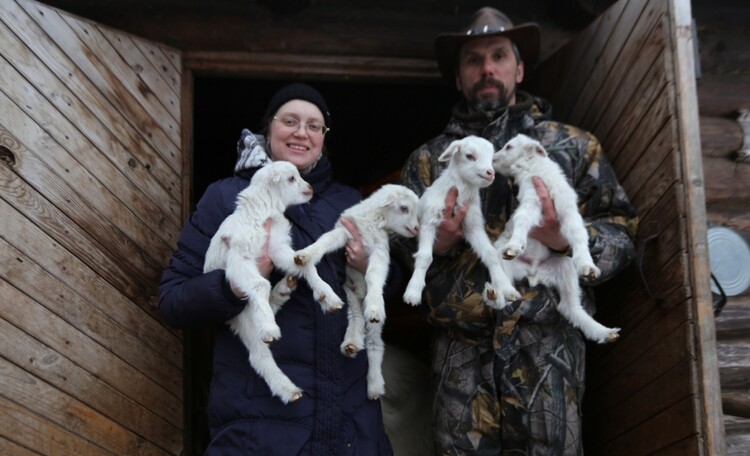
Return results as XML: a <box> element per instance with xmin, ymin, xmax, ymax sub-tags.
<box><xmin>159</xmin><ymin>83</ymin><xmax>393</xmax><ymax>455</ymax></box>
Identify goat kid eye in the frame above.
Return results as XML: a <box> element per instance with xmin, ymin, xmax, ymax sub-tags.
<box><xmin>466</xmin><ymin>153</ymin><xmax>476</xmax><ymax>161</ymax></box>
<box><xmin>400</xmin><ymin>205</ymin><xmax>408</xmax><ymax>213</ymax></box>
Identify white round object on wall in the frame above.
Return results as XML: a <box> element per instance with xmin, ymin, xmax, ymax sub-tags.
<box><xmin>707</xmin><ymin>226</ymin><xmax>750</xmax><ymax>296</ymax></box>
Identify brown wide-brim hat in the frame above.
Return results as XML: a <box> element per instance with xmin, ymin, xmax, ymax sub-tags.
<box><xmin>435</xmin><ymin>7</ymin><xmax>541</xmax><ymax>83</ymax></box>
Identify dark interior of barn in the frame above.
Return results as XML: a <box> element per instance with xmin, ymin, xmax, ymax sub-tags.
<box><xmin>192</xmin><ymin>77</ymin><xmax>460</xmax><ymax>204</ymax></box>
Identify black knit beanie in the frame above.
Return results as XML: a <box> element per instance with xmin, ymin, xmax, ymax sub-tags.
<box><xmin>262</xmin><ymin>83</ymin><xmax>332</xmax><ymax>129</ymax></box>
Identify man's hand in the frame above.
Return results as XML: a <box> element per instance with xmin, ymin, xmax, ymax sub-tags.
<box><xmin>528</xmin><ymin>176</ymin><xmax>570</xmax><ymax>252</ymax></box>
<box><xmin>434</xmin><ymin>187</ymin><xmax>467</xmax><ymax>255</ymax></box>
<box><xmin>341</xmin><ymin>218</ymin><xmax>368</xmax><ymax>273</ymax></box>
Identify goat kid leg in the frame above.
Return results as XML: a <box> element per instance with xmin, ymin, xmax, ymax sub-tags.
<box><xmin>365</xmin><ymin>320</ymin><xmax>386</xmax><ymax>400</ymax></box>
<box><xmin>362</xmin><ymin>248</ymin><xmax>391</xmax><ymax>323</ymax></box>
<box><xmin>540</xmin><ymin>257</ymin><xmax>619</xmax><ymax>343</ymax></box>
<box><xmin>300</xmin><ymin>265</ymin><xmax>345</xmax><ymax>312</ymax></box>
<box><xmin>225</xmin><ymin>250</ymin><xmax>279</xmax><ymax>342</ymax></box>
<box><xmin>341</xmin><ymin>271</ymin><xmax>366</xmax><ymax>357</ymax></box>
<box><xmin>269</xmin><ymin>275</ymin><xmax>298</xmax><ymax>314</ymax></box>
<box><xmin>559</xmin><ymin>211</ymin><xmax>601</xmax><ymax>280</ymax></box>
<box><xmin>293</xmin><ymin>227</ymin><xmax>348</xmax><ymax>267</ymax></box>
<box><xmin>232</xmin><ymin>309</ymin><xmax>303</xmax><ymax>403</ymax></box>
<box><xmin>502</xmin><ymin>195</ymin><xmax>541</xmax><ymax>260</ymax></box>
<box><xmin>403</xmin><ymin>223</ymin><xmax>436</xmax><ymax>306</ymax></box>
<box><xmin>463</xmin><ymin>208</ymin><xmax>520</xmax><ymax>308</ymax></box>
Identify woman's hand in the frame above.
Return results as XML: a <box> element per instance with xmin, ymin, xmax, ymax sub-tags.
<box><xmin>341</xmin><ymin>218</ymin><xmax>368</xmax><ymax>273</ymax></box>
<box><xmin>528</xmin><ymin>176</ymin><xmax>570</xmax><ymax>252</ymax></box>
<box><xmin>434</xmin><ymin>187</ymin><xmax>466</xmax><ymax>255</ymax></box>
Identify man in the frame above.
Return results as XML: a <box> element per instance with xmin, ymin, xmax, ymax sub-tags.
<box><xmin>397</xmin><ymin>7</ymin><xmax>638</xmax><ymax>455</ymax></box>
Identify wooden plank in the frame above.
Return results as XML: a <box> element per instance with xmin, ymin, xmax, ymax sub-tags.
<box><xmin>0</xmin><ymin>4</ymin><xmax>180</xmax><ymax>203</ymax></box>
<box><xmin>131</xmin><ymin>34</ymin><xmax>181</xmax><ymax>93</ymax></box>
<box><xmin>0</xmin><ymin>358</ymin><xmax>170</xmax><ymax>455</ymax></box>
<box><xmin>594</xmin><ymin>46</ymin><xmax>667</xmax><ymax>167</ymax></box>
<box><xmin>0</xmin><ymin>93</ymin><xmax>175</xmax><ymax>266</ymax></box>
<box><xmin>0</xmin><ymin>198</ymin><xmax>181</xmax><ymax>363</ymax></box>
<box><xmin>649</xmin><ymin>435</ymin><xmax>702</xmax><ymax>456</ymax></box>
<box><xmin>9</xmin><ymin>0</ymin><xmax>181</xmax><ymax>171</ymax></box>
<box><xmin>0</xmin><ymin>8</ymin><xmax>178</xmax><ymax>229</ymax></box>
<box><xmin>57</xmin><ymin>10</ymin><xmax>180</xmax><ymax>141</ymax></box>
<box><xmin>722</xmin><ymin>392</ymin><xmax>750</xmax><ymax>419</ymax></box>
<box><xmin>581</xmin><ymin>6</ymin><xmax>667</xmax><ymax>138</ymax></box>
<box><xmin>715</xmin><ymin>296</ymin><xmax>750</xmax><ymax>339</ymax></box>
<box><xmin>534</xmin><ymin>0</ymin><xmax>623</xmax><ymax>110</ymax></box>
<box><xmin>596</xmin><ymin>255</ymin><xmax>688</xmax><ymax>350</ymax></box>
<box><xmin>668</xmin><ymin>0</ymin><xmax>726</xmax><ymax>452</ymax></box>
<box><xmin>621</xmin><ymin>117</ymin><xmax>673</xmax><ymax>203</ymax></box>
<box><xmin>589</xmin><ymin>360</ymin><xmax>694</xmax><ymax>444</ymax></box>
<box><xmin>569</xmin><ymin>0</ymin><xmax>663</xmax><ymax>126</ymax></box>
<box><xmin>702</xmin><ymin>156</ymin><xmax>750</xmax><ymax>210</ymax></box>
<box><xmin>0</xmin><ymin>289</ymin><xmax>182</xmax><ymax>451</ymax></box>
<box><xmin>0</xmin><ymin>393</ymin><xmax>112</xmax><ymax>456</ymax></box>
<box><xmin>184</xmin><ymin>51</ymin><xmax>441</xmax><ymax>82</ymax></box>
<box><xmin>610</xmin><ymin>83</ymin><xmax>672</xmax><ymax>184</ymax></box>
<box><xmin>725</xmin><ymin>416</ymin><xmax>750</xmax><ymax>455</ymax></box>
<box><xmin>0</xmin><ymin>280</ymin><xmax>181</xmax><ymax>426</ymax></box>
<box><xmin>718</xmin><ymin>339</ymin><xmax>750</xmax><ymax>370</ymax></box>
<box><xmin>548</xmin><ymin>0</ymin><xmax>630</xmax><ymax>121</ymax></box>
<box><xmin>588</xmin><ymin>301</ymin><xmax>692</xmax><ymax>398</ymax></box>
<box><xmin>599</xmin><ymin>396</ymin><xmax>697</xmax><ymax>454</ymax></box>
<box><xmin>0</xmin><ymin>238</ymin><xmax>182</xmax><ymax>387</ymax></box>
<box><xmin>98</xmin><ymin>25</ymin><xmax>180</xmax><ymax>120</ymax></box>
<box><xmin>0</xmin><ymin>436</ymin><xmax>41</xmax><ymax>456</ymax></box>
<box><xmin>628</xmin><ymin>142</ymin><xmax>679</xmax><ymax>221</ymax></box>
<box><xmin>697</xmin><ymin>73</ymin><xmax>750</xmax><ymax>117</ymax></box>
<box><xmin>700</xmin><ymin>116</ymin><xmax>744</xmax><ymax>158</ymax></box>
<box><xmin>0</xmin><ymin>150</ymin><xmax>163</xmax><ymax>308</ymax></box>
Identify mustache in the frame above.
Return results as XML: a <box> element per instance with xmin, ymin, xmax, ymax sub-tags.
<box><xmin>471</xmin><ymin>77</ymin><xmax>504</xmax><ymax>94</ymax></box>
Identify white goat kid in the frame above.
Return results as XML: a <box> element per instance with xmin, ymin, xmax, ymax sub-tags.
<box><xmin>403</xmin><ymin>136</ymin><xmax>521</xmax><ymax>309</ymax></box>
<box><xmin>203</xmin><ymin>161</ymin><xmax>343</xmax><ymax>404</ymax></box>
<box><xmin>492</xmin><ymin>133</ymin><xmax>619</xmax><ymax>343</ymax></box>
<box><xmin>293</xmin><ymin>184</ymin><xmax>420</xmax><ymax>399</ymax></box>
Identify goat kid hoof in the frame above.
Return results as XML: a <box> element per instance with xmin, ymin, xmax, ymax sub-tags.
<box><xmin>402</xmin><ymin>291</ymin><xmax>422</xmax><ymax>306</ymax></box>
<box><xmin>289</xmin><ymin>392</ymin><xmax>303</xmax><ymax>402</ymax></box>
<box><xmin>505</xmin><ymin>289</ymin><xmax>522</xmax><ymax>302</ymax></box>
<box><xmin>502</xmin><ymin>248</ymin><xmax>519</xmax><ymax>260</ymax></box>
<box><xmin>342</xmin><ymin>344</ymin><xmax>361</xmax><ymax>357</ymax></box>
<box><xmin>293</xmin><ymin>255</ymin><xmax>307</xmax><ymax>266</ymax></box>
<box><xmin>603</xmin><ymin>329</ymin><xmax>621</xmax><ymax>343</ymax></box>
<box><xmin>579</xmin><ymin>265</ymin><xmax>601</xmax><ymax>280</ymax></box>
<box><xmin>286</xmin><ymin>276</ymin><xmax>298</xmax><ymax>289</ymax></box>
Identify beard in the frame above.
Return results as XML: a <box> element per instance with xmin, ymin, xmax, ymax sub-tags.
<box><xmin>468</xmin><ymin>77</ymin><xmax>515</xmax><ymax>112</ymax></box>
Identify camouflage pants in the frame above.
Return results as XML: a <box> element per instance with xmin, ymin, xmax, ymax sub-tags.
<box><xmin>430</xmin><ymin>315</ymin><xmax>586</xmax><ymax>456</ymax></box>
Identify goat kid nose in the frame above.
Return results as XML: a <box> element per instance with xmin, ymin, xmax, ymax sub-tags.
<box><xmin>486</xmin><ymin>169</ymin><xmax>495</xmax><ymax>179</ymax></box>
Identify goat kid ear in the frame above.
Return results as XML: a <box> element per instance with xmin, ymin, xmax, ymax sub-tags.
<box><xmin>438</xmin><ymin>142</ymin><xmax>460</xmax><ymax>162</ymax></box>
<box><xmin>270</xmin><ymin>171</ymin><xmax>285</xmax><ymax>183</ymax></box>
<box><xmin>535</xmin><ymin>145</ymin><xmax>548</xmax><ymax>157</ymax></box>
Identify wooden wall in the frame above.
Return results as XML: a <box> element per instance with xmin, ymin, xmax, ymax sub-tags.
<box><xmin>0</xmin><ymin>0</ymin><xmax>184</xmax><ymax>453</ymax></box>
<box><xmin>534</xmin><ymin>0</ymin><xmax>724</xmax><ymax>454</ymax></box>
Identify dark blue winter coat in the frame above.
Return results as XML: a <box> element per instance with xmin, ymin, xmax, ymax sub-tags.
<box><xmin>159</xmin><ymin>156</ymin><xmax>393</xmax><ymax>455</ymax></box>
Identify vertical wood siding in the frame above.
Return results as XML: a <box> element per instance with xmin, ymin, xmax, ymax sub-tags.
<box><xmin>0</xmin><ymin>0</ymin><xmax>183</xmax><ymax>454</ymax></box>
<box><xmin>534</xmin><ymin>0</ymin><xmax>724</xmax><ymax>454</ymax></box>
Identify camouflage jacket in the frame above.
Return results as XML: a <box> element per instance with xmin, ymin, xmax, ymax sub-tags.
<box><xmin>397</xmin><ymin>91</ymin><xmax>638</xmax><ymax>352</ymax></box>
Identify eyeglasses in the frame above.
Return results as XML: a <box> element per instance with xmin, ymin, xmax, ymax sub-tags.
<box><xmin>273</xmin><ymin>116</ymin><xmax>330</xmax><ymax>135</ymax></box>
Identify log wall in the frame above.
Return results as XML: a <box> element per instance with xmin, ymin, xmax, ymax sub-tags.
<box><xmin>694</xmin><ymin>0</ymin><xmax>750</xmax><ymax>453</ymax></box>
